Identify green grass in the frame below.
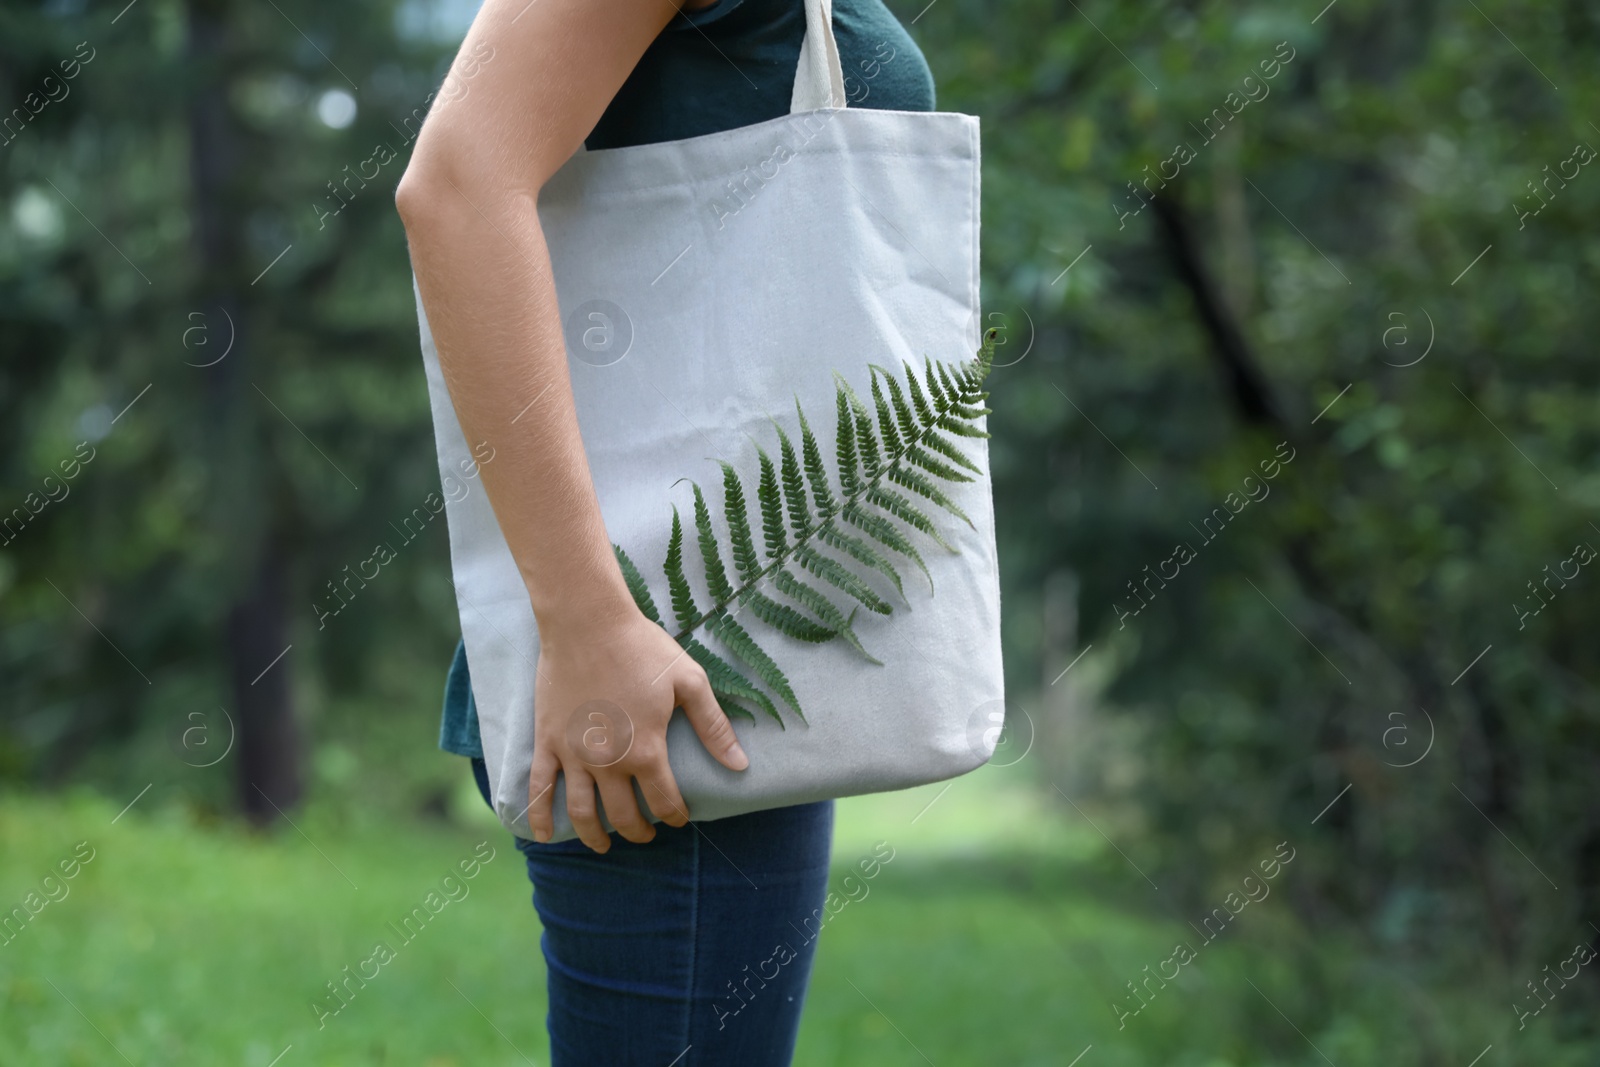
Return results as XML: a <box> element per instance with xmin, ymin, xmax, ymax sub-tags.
<box><xmin>2</xmin><ymin>764</ymin><xmax>1591</xmax><ymax>1066</ymax></box>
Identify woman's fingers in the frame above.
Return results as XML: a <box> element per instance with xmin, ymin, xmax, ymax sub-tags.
<box><xmin>595</xmin><ymin>774</ymin><xmax>655</xmax><ymax>844</ymax></box>
<box><xmin>677</xmin><ymin>669</ymin><xmax>749</xmax><ymax>771</ymax></box>
<box><xmin>638</xmin><ymin>764</ymin><xmax>690</xmax><ymax>828</ymax></box>
<box><xmin>562</xmin><ymin>764</ymin><xmax>611</xmax><ymax>853</ymax></box>
<box><xmin>527</xmin><ymin>747</ymin><xmax>560</xmax><ymax>844</ymax></box>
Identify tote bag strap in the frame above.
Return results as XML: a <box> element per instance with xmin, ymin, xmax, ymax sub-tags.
<box><xmin>790</xmin><ymin>0</ymin><xmax>848</xmax><ymax>113</ymax></box>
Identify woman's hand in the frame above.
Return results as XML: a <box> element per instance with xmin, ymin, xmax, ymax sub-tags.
<box><xmin>527</xmin><ymin>607</ymin><xmax>749</xmax><ymax>852</ymax></box>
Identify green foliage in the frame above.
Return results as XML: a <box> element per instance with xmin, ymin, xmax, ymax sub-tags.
<box><xmin>613</xmin><ymin>332</ymin><xmax>997</xmax><ymax>725</ymax></box>
<box><xmin>915</xmin><ymin>0</ymin><xmax>1600</xmax><ymax>1040</ymax></box>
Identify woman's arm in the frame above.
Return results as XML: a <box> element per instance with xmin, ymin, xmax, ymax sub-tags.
<box><xmin>395</xmin><ymin>0</ymin><xmax>747</xmax><ymax>853</ymax></box>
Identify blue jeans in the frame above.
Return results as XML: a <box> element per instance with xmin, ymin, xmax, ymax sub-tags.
<box><xmin>469</xmin><ymin>757</ymin><xmax>834</xmax><ymax>1066</ymax></box>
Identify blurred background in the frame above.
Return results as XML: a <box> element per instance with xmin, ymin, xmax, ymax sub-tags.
<box><xmin>3</xmin><ymin>0</ymin><xmax>1598</xmax><ymax>1063</ymax></box>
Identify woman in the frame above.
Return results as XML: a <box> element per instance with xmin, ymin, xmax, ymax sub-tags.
<box><xmin>396</xmin><ymin>0</ymin><xmax>935</xmax><ymax>1062</ymax></box>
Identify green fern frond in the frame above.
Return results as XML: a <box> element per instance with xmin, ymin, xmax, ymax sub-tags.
<box><xmin>923</xmin><ymin>358</ymin><xmax>948</xmax><ymax>409</ymax></box>
<box><xmin>947</xmin><ymin>401</ymin><xmax>993</xmax><ymax>421</ymax></box>
<box><xmin>755</xmin><ymin>447</ymin><xmax>787</xmax><ymax>561</ymax></box>
<box><xmin>833</xmin><ymin>387</ymin><xmax>861</xmax><ymax>497</ymax></box>
<box><xmin>796</xmin><ymin>544</ymin><xmax>893</xmax><ymax>616</ymax></box>
<box><xmin>614</xmin><ymin>544</ymin><xmax>662</xmax><ymax>626</ymax></box>
<box><xmin>617</xmin><ymin>333</ymin><xmax>996</xmax><ymax>725</ymax></box>
<box><xmin>691</xmin><ymin>483</ymin><xmax>735</xmax><ymax>602</ymax></box>
<box><xmin>797</xmin><ymin>402</ymin><xmax>838</xmax><ymax>517</ymax></box>
<box><xmin>818</xmin><ymin>521</ymin><xmax>905</xmax><ymax>599</ymax></box>
<box><xmin>959</xmin><ymin>363</ymin><xmax>987</xmax><ymax>395</ymax></box>
<box><xmin>718</xmin><ymin>461</ymin><xmax>762</xmax><ymax>586</ymax></box>
<box><xmin>842</xmin><ymin>500</ymin><xmax>933</xmax><ymax>593</ymax></box>
<box><xmin>870</xmin><ymin>364</ymin><xmax>920</xmax><ymax>443</ymax></box>
<box><xmin>836</xmin><ymin>374</ymin><xmax>882</xmax><ymax>481</ymax></box>
<box><xmin>739</xmin><ymin>589</ymin><xmax>838</xmax><ymax>643</ymax></box>
<box><xmin>938</xmin><ymin>412</ymin><xmax>990</xmax><ymax>439</ymax></box>
<box><xmin>866</xmin><ymin>484</ymin><xmax>956</xmax><ymax>551</ymax></box>
<box><xmin>920</xmin><ymin>429</ymin><xmax>983</xmax><ymax>475</ymax></box>
<box><xmin>771</xmin><ymin>422</ymin><xmax>813</xmax><ymax>538</ymax></box>
<box><xmin>664</xmin><ymin>507</ymin><xmax>698</xmax><ymax>631</ymax></box>
<box><xmin>869</xmin><ymin>373</ymin><xmax>901</xmax><ymax>456</ymax></box>
<box><xmin>904</xmin><ymin>363</ymin><xmax>935</xmax><ymax>426</ymax></box>
<box><xmin>709</xmin><ymin>610</ymin><xmax>806</xmax><ymax>722</ymax></box>
<box><xmin>905</xmin><ymin>444</ymin><xmax>976</xmax><ymax>485</ymax></box>
<box><xmin>887</xmin><ymin>464</ymin><xmax>974</xmax><ymax>529</ymax></box>
<box><xmin>682</xmin><ymin>636</ymin><xmax>770</xmax><ymax>724</ymax></box>
<box><xmin>773</xmin><ymin>566</ymin><xmax>880</xmax><ymax>664</ymax></box>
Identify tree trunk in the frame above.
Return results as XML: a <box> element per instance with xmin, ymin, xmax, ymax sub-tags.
<box><xmin>186</xmin><ymin>0</ymin><xmax>304</xmax><ymax>822</ymax></box>
<box><xmin>227</xmin><ymin>543</ymin><xmax>304</xmax><ymax>822</ymax></box>
<box><xmin>1149</xmin><ymin>190</ymin><xmax>1287</xmax><ymax>432</ymax></box>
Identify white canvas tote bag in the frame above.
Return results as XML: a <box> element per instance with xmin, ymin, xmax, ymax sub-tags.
<box><xmin>415</xmin><ymin>0</ymin><xmax>1003</xmax><ymax>842</ymax></box>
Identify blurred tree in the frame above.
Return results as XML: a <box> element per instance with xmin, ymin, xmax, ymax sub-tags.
<box><xmin>0</xmin><ymin>0</ymin><xmax>462</xmax><ymax>817</ymax></box>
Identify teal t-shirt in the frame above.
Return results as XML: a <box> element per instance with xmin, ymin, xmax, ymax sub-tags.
<box><xmin>439</xmin><ymin>0</ymin><xmax>936</xmax><ymax>758</ymax></box>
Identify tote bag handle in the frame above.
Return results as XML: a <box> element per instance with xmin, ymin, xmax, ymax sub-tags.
<box><xmin>790</xmin><ymin>0</ymin><xmax>848</xmax><ymax>112</ymax></box>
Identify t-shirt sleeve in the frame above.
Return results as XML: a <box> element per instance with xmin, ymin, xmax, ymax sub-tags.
<box><xmin>668</xmin><ymin>0</ymin><xmax>747</xmax><ymax>32</ymax></box>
